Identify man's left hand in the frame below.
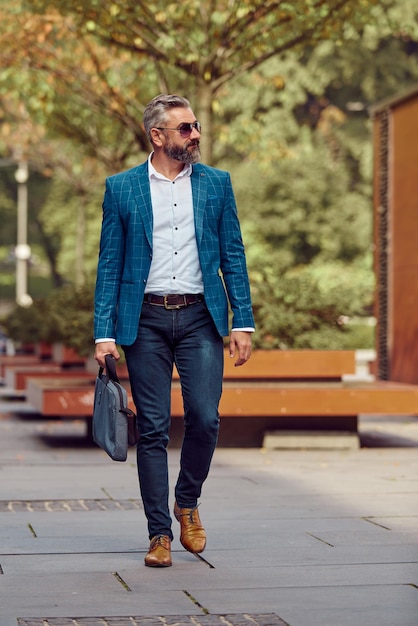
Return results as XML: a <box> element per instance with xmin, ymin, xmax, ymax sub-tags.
<box><xmin>229</xmin><ymin>331</ymin><xmax>252</xmax><ymax>367</ymax></box>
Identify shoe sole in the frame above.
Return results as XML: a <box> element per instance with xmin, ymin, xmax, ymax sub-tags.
<box><xmin>180</xmin><ymin>538</ymin><xmax>206</xmax><ymax>554</ymax></box>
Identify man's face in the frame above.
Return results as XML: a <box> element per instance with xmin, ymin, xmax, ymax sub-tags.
<box><xmin>161</xmin><ymin>107</ymin><xmax>201</xmax><ymax>164</ymax></box>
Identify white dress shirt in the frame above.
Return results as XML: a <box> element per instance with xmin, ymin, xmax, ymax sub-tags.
<box><xmin>146</xmin><ymin>156</ymin><xmax>203</xmax><ymax>294</ymax></box>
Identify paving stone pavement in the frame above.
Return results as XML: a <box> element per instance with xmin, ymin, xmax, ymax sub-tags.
<box><xmin>0</xmin><ymin>398</ymin><xmax>418</xmax><ymax>626</ymax></box>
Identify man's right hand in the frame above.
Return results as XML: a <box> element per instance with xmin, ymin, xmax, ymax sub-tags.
<box><xmin>94</xmin><ymin>342</ymin><xmax>120</xmax><ymax>368</ymax></box>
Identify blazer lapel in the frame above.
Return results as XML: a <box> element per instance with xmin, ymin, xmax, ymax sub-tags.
<box><xmin>130</xmin><ymin>162</ymin><xmax>153</xmax><ymax>248</ymax></box>
<box><xmin>191</xmin><ymin>164</ymin><xmax>207</xmax><ymax>245</ymax></box>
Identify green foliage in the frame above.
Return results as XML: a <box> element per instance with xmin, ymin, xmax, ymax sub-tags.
<box><xmin>38</xmin><ymin>284</ymin><xmax>95</xmax><ymax>356</ymax></box>
<box><xmin>1</xmin><ymin>302</ymin><xmax>42</xmax><ymax>345</ymax></box>
<box><xmin>233</xmin><ymin>139</ymin><xmax>372</xmax><ymax>269</ymax></box>
<box><xmin>1</xmin><ymin>0</ymin><xmax>381</xmax><ymax>164</ymax></box>
<box><xmin>26</xmin><ymin>0</ymin><xmax>379</xmax><ymax>79</ymax></box>
<box><xmin>1</xmin><ymin>284</ymin><xmax>95</xmax><ymax>355</ymax></box>
<box><xmin>250</xmin><ymin>258</ymin><xmax>375</xmax><ymax>349</ymax></box>
<box><xmin>35</xmin><ymin>175</ymin><xmax>103</xmax><ymax>283</ymax></box>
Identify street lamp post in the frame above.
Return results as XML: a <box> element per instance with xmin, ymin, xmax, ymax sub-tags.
<box><xmin>14</xmin><ymin>158</ymin><xmax>32</xmax><ymax>307</ymax></box>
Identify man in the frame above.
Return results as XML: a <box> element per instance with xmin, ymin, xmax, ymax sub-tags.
<box><xmin>94</xmin><ymin>94</ymin><xmax>254</xmax><ymax>567</ymax></box>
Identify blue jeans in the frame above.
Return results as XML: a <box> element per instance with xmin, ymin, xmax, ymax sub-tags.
<box><xmin>123</xmin><ymin>300</ymin><xmax>224</xmax><ymax>540</ymax></box>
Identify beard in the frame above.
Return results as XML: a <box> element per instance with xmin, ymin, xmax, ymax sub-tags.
<box><xmin>164</xmin><ymin>140</ymin><xmax>201</xmax><ymax>164</ymax></box>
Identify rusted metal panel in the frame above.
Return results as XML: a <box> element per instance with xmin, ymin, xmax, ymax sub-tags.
<box><xmin>373</xmin><ymin>86</ymin><xmax>418</xmax><ymax>383</ymax></box>
<box><xmin>373</xmin><ymin>108</ymin><xmax>390</xmax><ymax>379</ymax></box>
<box><xmin>389</xmin><ymin>97</ymin><xmax>418</xmax><ymax>383</ymax></box>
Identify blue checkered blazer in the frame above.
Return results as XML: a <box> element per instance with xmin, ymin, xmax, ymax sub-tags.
<box><xmin>94</xmin><ymin>160</ymin><xmax>254</xmax><ymax>345</ymax></box>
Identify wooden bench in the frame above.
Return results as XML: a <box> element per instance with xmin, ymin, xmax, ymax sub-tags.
<box><xmin>175</xmin><ymin>349</ymin><xmax>356</xmax><ymax>381</ymax></box>
<box><xmin>27</xmin><ymin>377</ymin><xmax>97</xmax><ymax>416</ymax></box>
<box><xmin>23</xmin><ymin>349</ymin><xmax>418</xmax><ymax>446</ymax></box>
<box><xmin>0</xmin><ymin>355</ymin><xmax>42</xmax><ymax>380</ymax></box>
<box><xmin>4</xmin><ymin>365</ymin><xmax>93</xmax><ymax>392</ymax></box>
<box><xmin>1</xmin><ymin>346</ymin><xmax>88</xmax><ymax>395</ymax></box>
<box><xmin>26</xmin><ymin>350</ymin><xmax>354</xmax><ymax>414</ymax></box>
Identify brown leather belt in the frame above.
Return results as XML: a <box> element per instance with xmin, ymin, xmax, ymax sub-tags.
<box><xmin>144</xmin><ymin>293</ymin><xmax>204</xmax><ymax>310</ymax></box>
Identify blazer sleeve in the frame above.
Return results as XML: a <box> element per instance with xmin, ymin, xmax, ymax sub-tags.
<box><xmin>94</xmin><ymin>178</ymin><xmax>125</xmax><ymax>340</ymax></box>
<box><xmin>218</xmin><ymin>173</ymin><xmax>255</xmax><ymax>330</ymax></box>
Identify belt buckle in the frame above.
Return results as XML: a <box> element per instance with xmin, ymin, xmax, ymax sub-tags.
<box><xmin>164</xmin><ymin>295</ymin><xmax>185</xmax><ymax>310</ymax></box>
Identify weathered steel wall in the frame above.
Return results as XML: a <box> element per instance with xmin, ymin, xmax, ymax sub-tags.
<box><xmin>372</xmin><ymin>87</ymin><xmax>418</xmax><ymax>383</ymax></box>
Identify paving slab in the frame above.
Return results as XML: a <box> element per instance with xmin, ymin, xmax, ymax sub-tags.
<box><xmin>1</xmin><ymin>404</ymin><xmax>418</xmax><ymax>626</ymax></box>
<box><xmin>1</xmin><ymin>572</ymin><xmax>196</xmax><ymax>620</ymax></box>
<box><xmin>189</xmin><ymin>584</ymin><xmax>418</xmax><ymax>626</ymax></box>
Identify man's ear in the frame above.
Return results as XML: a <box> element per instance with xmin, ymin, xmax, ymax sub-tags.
<box><xmin>150</xmin><ymin>128</ymin><xmax>163</xmax><ymax>147</ymax></box>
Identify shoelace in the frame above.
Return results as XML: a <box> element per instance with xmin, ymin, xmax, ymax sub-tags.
<box><xmin>177</xmin><ymin>505</ymin><xmax>200</xmax><ymax>525</ymax></box>
<box><xmin>151</xmin><ymin>534</ymin><xmax>169</xmax><ymax>548</ymax></box>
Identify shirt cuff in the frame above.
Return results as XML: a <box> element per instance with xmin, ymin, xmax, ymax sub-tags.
<box><xmin>231</xmin><ymin>328</ymin><xmax>255</xmax><ymax>333</ymax></box>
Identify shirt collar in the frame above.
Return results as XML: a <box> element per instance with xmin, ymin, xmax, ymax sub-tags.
<box><xmin>148</xmin><ymin>153</ymin><xmax>192</xmax><ymax>181</ymax></box>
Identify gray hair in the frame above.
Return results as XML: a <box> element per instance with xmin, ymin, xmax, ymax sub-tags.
<box><xmin>143</xmin><ymin>94</ymin><xmax>191</xmax><ymax>143</ymax></box>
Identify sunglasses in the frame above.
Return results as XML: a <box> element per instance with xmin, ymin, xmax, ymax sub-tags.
<box><xmin>156</xmin><ymin>121</ymin><xmax>201</xmax><ymax>137</ymax></box>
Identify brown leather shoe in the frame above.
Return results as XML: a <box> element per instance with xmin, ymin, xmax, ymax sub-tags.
<box><xmin>144</xmin><ymin>534</ymin><xmax>172</xmax><ymax>567</ymax></box>
<box><xmin>174</xmin><ymin>501</ymin><xmax>206</xmax><ymax>553</ymax></box>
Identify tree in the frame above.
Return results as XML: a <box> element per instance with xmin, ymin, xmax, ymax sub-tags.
<box><xmin>2</xmin><ymin>0</ymin><xmax>418</xmax><ymax>349</ymax></box>
<box><xmin>2</xmin><ymin>0</ymin><xmax>381</xmax><ymax>164</ymax></box>
<box><xmin>214</xmin><ymin>3</ymin><xmax>418</xmax><ymax>347</ymax></box>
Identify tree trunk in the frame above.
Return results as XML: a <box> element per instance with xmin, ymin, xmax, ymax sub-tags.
<box><xmin>196</xmin><ymin>82</ymin><xmax>214</xmax><ymax>165</ymax></box>
<box><xmin>75</xmin><ymin>194</ymin><xmax>86</xmax><ymax>288</ymax></box>
<box><xmin>33</xmin><ymin>217</ymin><xmax>64</xmax><ymax>288</ymax></box>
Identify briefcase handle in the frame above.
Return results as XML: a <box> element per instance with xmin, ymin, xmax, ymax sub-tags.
<box><xmin>104</xmin><ymin>353</ymin><xmax>120</xmax><ymax>383</ymax></box>
<box><xmin>98</xmin><ymin>353</ymin><xmax>120</xmax><ymax>383</ymax></box>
